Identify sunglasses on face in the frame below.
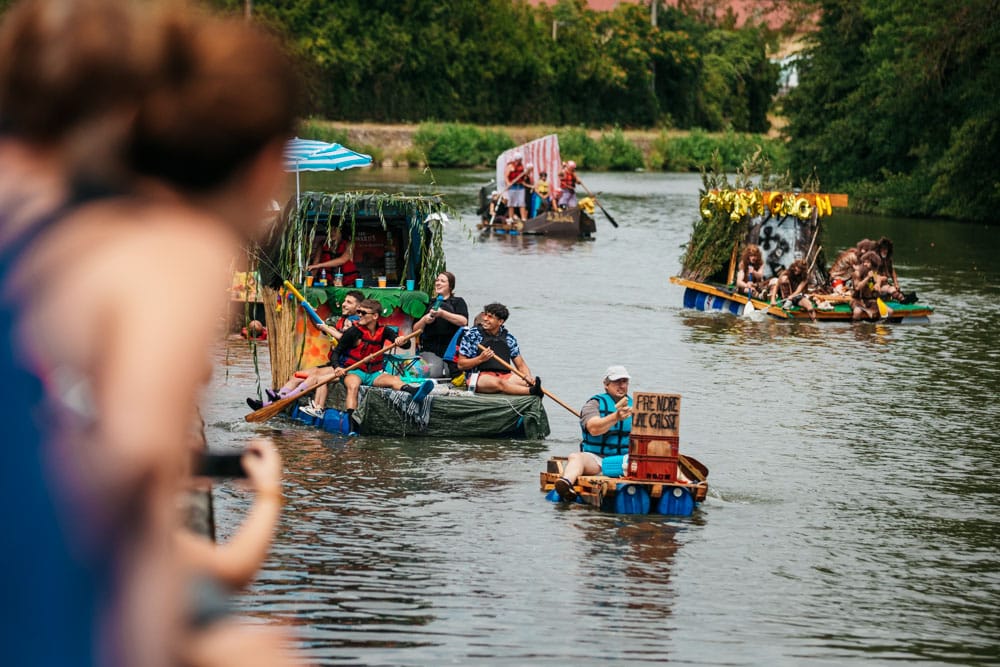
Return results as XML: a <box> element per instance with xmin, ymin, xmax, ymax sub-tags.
<box><xmin>356</xmin><ymin>310</ymin><xmax>373</xmax><ymax>316</ymax></box>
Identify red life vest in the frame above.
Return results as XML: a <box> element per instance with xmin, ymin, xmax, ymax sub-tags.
<box><xmin>343</xmin><ymin>324</ymin><xmax>390</xmax><ymax>373</ymax></box>
<box><xmin>559</xmin><ymin>170</ymin><xmax>577</xmax><ymax>191</ymax></box>
<box><xmin>508</xmin><ymin>162</ymin><xmax>525</xmax><ymax>187</ymax></box>
<box><xmin>326</xmin><ymin>315</ymin><xmax>356</xmax><ymax>364</ymax></box>
<box><xmin>312</xmin><ymin>240</ymin><xmax>358</xmax><ymax>280</ymax></box>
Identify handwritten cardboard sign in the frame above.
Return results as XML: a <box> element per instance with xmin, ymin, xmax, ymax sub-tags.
<box><xmin>630</xmin><ymin>392</ymin><xmax>681</xmax><ymax>438</ymax></box>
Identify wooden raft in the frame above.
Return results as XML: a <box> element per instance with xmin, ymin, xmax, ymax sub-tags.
<box><xmin>540</xmin><ymin>392</ymin><xmax>709</xmax><ymax>514</ymax></box>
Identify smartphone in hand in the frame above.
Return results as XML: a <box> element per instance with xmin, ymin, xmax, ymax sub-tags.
<box><xmin>194</xmin><ymin>452</ymin><xmax>247</xmax><ymax>478</ymax></box>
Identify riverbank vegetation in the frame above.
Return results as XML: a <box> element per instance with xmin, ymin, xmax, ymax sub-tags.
<box><xmin>783</xmin><ymin>0</ymin><xmax>999</xmax><ymax>222</ymax></box>
<box><xmin>1</xmin><ymin>0</ymin><xmax>988</xmax><ymax>221</ymax></box>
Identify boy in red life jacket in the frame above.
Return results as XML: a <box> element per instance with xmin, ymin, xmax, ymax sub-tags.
<box><xmin>557</xmin><ymin>160</ymin><xmax>579</xmax><ymax>209</ymax></box>
<box><xmin>246</xmin><ymin>290</ymin><xmax>365</xmax><ymax>414</ymax></box>
<box><xmin>328</xmin><ymin>299</ymin><xmax>434</xmax><ymax>423</ymax></box>
<box><xmin>454</xmin><ymin>302</ymin><xmax>544</xmax><ymax>397</ymax></box>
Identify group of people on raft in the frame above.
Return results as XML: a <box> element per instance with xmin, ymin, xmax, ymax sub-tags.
<box><xmin>483</xmin><ymin>153</ymin><xmax>583</xmax><ymax>225</ymax></box>
<box><xmin>246</xmin><ymin>270</ymin><xmax>544</xmax><ymax>428</ymax></box>
<box><xmin>734</xmin><ymin>236</ymin><xmax>909</xmax><ymax>321</ymax></box>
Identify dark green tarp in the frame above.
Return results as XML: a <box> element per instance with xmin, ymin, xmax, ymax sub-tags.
<box><xmin>329</xmin><ymin>384</ymin><xmax>550</xmax><ymax>439</ymax></box>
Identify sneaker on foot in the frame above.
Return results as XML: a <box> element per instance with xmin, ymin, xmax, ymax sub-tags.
<box><xmin>300</xmin><ymin>402</ymin><xmax>323</xmax><ymax>418</ymax></box>
<box><xmin>246</xmin><ymin>397</ymin><xmax>263</xmax><ymax>411</ymax></box>
<box><xmin>554</xmin><ymin>477</ymin><xmax>577</xmax><ymax>501</ymax></box>
<box><xmin>529</xmin><ymin>376</ymin><xmax>543</xmax><ymax>397</ymax></box>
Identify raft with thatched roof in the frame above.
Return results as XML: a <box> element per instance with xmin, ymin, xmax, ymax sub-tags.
<box><xmin>245</xmin><ymin>190</ymin><xmax>550</xmax><ymax>438</ymax></box>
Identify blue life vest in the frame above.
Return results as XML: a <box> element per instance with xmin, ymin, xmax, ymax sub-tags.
<box><xmin>580</xmin><ymin>393</ymin><xmax>632</xmax><ymax>456</ymax></box>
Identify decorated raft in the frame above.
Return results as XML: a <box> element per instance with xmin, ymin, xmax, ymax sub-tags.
<box><xmin>671</xmin><ymin>168</ymin><xmax>933</xmax><ymax>323</ymax></box>
<box><xmin>540</xmin><ymin>393</ymin><xmax>708</xmax><ymax>516</ymax></box>
<box><xmin>477</xmin><ymin>203</ymin><xmax>596</xmax><ymax>239</ymax></box>
<box><xmin>246</xmin><ymin>191</ymin><xmax>551</xmax><ymax>438</ymax></box>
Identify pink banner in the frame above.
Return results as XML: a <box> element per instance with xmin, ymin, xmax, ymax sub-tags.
<box><xmin>495</xmin><ymin>134</ymin><xmax>562</xmax><ymax>198</ymax></box>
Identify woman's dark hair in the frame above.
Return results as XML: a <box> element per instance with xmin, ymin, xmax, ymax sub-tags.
<box><xmin>440</xmin><ymin>271</ymin><xmax>456</xmax><ymax>293</ymax></box>
<box><xmin>0</xmin><ymin>0</ymin><xmax>159</xmax><ymax>142</ymax></box>
<box><xmin>128</xmin><ymin>10</ymin><xmax>302</xmax><ymax>193</ymax></box>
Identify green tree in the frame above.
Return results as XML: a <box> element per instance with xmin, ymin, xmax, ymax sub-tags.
<box><xmin>784</xmin><ymin>0</ymin><xmax>1000</xmax><ymax>221</ymax></box>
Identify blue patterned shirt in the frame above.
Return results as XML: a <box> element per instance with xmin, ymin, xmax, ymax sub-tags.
<box><xmin>458</xmin><ymin>325</ymin><xmax>520</xmax><ymax>360</ymax></box>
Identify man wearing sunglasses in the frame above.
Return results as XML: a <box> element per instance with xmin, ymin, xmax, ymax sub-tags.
<box><xmin>328</xmin><ymin>299</ymin><xmax>434</xmax><ymax>424</ymax></box>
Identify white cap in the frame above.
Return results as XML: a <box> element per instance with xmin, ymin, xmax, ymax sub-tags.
<box><xmin>604</xmin><ymin>365</ymin><xmax>631</xmax><ymax>381</ymax></box>
<box><xmin>513</xmin><ymin>151</ymin><xmax>523</xmax><ymax>160</ymax></box>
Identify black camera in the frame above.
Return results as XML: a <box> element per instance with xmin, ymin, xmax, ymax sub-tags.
<box><xmin>194</xmin><ymin>451</ymin><xmax>247</xmax><ymax>478</ymax></box>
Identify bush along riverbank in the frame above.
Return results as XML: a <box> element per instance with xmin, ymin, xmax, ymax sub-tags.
<box><xmin>301</xmin><ymin>119</ymin><xmax>788</xmax><ymax>173</ymax></box>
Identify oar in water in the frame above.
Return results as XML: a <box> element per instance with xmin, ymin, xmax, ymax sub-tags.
<box><xmin>283</xmin><ymin>279</ymin><xmax>324</xmax><ymax>327</ymax></box>
<box><xmin>877</xmin><ymin>297</ymin><xmax>890</xmax><ymax>318</ymax></box>
<box><xmin>245</xmin><ymin>329</ymin><xmax>421</xmax><ymax>423</ymax></box>
<box><xmin>576</xmin><ymin>177</ymin><xmax>619</xmax><ymax>228</ymax></box>
<box><xmin>474</xmin><ymin>344</ymin><xmax>580</xmax><ymax>417</ymax></box>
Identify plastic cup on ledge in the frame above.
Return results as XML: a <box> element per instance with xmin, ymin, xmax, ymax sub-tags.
<box><xmin>405</xmin><ymin>279</ymin><xmax>415</xmax><ymax>291</ymax></box>
<box><xmin>378</xmin><ymin>276</ymin><xmax>387</xmax><ymax>288</ymax></box>
<box><xmin>304</xmin><ymin>275</ymin><xmax>314</xmax><ymax>287</ymax></box>
<box><xmin>355</xmin><ymin>278</ymin><xmax>364</xmax><ymax>288</ymax></box>
<box><xmin>333</xmin><ymin>273</ymin><xmax>343</xmax><ymax>287</ymax></box>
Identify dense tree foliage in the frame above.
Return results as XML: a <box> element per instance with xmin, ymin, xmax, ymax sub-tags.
<box><xmin>783</xmin><ymin>0</ymin><xmax>1000</xmax><ymax>221</ymax></box>
<box><xmin>205</xmin><ymin>0</ymin><xmax>777</xmax><ymax>132</ymax></box>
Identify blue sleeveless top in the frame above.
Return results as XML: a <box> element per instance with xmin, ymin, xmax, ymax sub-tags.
<box><xmin>1</xmin><ymin>202</ymin><xmax>101</xmax><ymax>666</ymax></box>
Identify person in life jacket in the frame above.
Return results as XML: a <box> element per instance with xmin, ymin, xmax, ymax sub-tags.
<box><xmin>246</xmin><ymin>290</ymin><xmax>366</xmax><ymax>416</ymax></box>
<box><xmin>554</xmin><ymin>365</ymin><xmax>633</xmax><ymax>501</ymax></box>
<box><xmin>454</xmin><ymin>302</ymin><xmax>544</xmax><ymax>397</ymax></box>
<box><xmin>505</xmin><ymin>152</ymin><xmax>529</xmax><ymax>222</ymax></box>
<box><xmin>557</xmin><ymin>160</ymin><xmax>579</xmax><ymax>209</ymax></box>
<box><xmin>305</xmin><ymin>225</ymin><xmax>359</xmax><ymax>284</ymax></box>
<box><xmin>328</xmin><ymin>299</ymin><xmax>434</xmax><ymax>424</ymax></box>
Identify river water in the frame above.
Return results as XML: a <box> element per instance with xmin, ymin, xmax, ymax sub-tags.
<box><xmin>205</xmin><ymin>170</ymin><xmax>1000</xmax><ymax>666</ymax></box>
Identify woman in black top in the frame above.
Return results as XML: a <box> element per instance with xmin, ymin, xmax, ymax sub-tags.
<box><xmin>412</xmin><ymin>271</ymin><xmax>469</xmax><ymax>377</ymax></box>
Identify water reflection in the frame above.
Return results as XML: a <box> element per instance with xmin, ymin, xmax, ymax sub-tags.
<box><xmin>204</xmin><ymin>170</ymin><xmax>1000</xmax><ymax>666</ymax></box>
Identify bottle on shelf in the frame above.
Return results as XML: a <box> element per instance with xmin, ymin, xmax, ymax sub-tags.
<box><xmin>318</xmin><ymin>269</ymin><xmax>327</xmax><ymax>287</ymax></box>
<box><xmin>384</xmin><ymin>235</ymin><xmax>398</xmax><ymax>284</ymax></box>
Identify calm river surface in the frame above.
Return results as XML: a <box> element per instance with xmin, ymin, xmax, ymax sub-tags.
<box><xmin>204</xmin><ymin>169</ymin><xmax>1000</xmax><ymax>666</ymax></box>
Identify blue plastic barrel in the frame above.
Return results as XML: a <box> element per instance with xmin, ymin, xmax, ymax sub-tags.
<box><xmin>614</xmin><ymin>484</ymin><xmax>650</xmax><ymax>514</ymax></box>
<box><xmin>656</xmin><ymin>486</ymin><xmax>695</xmax><ymax>516</ymax></box>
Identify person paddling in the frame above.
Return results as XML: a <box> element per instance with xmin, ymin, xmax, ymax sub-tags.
<box><xmin>554</xmin><ymin>366</ymin><xmax>633</xmax><ymax>501</ymax></box>
<box><xmin>326</xmin><ymin>299</ymin><xmax>434</xmax><ymax>425</ymax></box>
<box><xmin>455</xmin><ymin>302</ymin><xmax>543</xmax><ymax>397</ymax></box>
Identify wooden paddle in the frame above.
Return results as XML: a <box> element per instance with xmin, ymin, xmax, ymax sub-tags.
<box><xmin>576</xmin><ymin>178</ymin><xmax>619</xmax><ymax>228</ymax></box>
<box><xmin>474</xmin><ymin>344</ymin><xmax>580</xmax><ymax>417</ymax></box>
<box><xmin>245</xmin><ymin>329</ymin><xmax>421</xmax><ymax>423</ymax></box>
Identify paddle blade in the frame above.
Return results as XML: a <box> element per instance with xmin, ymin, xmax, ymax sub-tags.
<box><xmin>743</xmin><ymin>299</ymin><xmax>755</xmax><ymax>317</ymax></box>
<box><xmin>245</xmin><ymin>393</ymin><xmax>299</xmax><ymax>423</ymax></box>
<box><xmin>679</xmin><ymin>454</ymin><xmax>709</xmax><ymax>482</ymax></box>
<box><xmin>877</xmin><ymin>297</ymin><xmax>889</xmax><ymax>318</ymax></box>
<box><xmin>601</xmin><ymin>206</ymin><xmax>619</xmax><ymax>228</ymax></box>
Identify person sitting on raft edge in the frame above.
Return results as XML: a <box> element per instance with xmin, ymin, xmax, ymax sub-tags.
<box><xmin>326</xmin><ymin>299</ymin><xmax>435</xmax><ymax>423</ymax></box>
<box><xmin>554</xmin><ymin>366</ymin><xmax>633</xmax><ymax>501</ymax></box>
<box><xmin>454</xmin><ymin>302</ymin><xmax>543</xmax><ymax>397</ymax></box>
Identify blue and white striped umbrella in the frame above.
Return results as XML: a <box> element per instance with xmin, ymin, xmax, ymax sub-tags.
<box><xmin>284</xmin><ymin>137</ymin><xmax>372</xmax><ymax>200</ymax></box>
